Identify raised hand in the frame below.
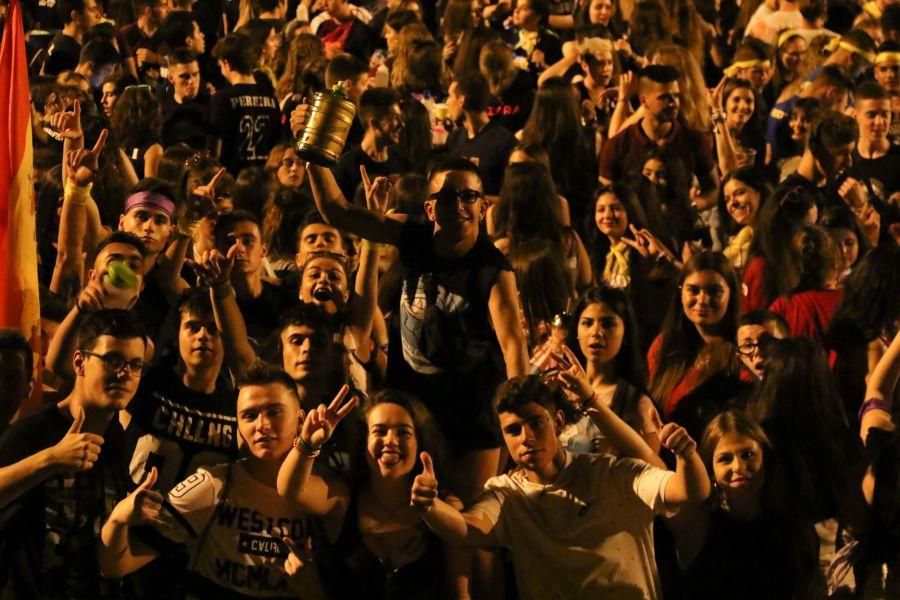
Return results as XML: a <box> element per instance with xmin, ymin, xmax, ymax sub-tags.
<box><xmin>299</xmin><ymin>384</ymin><xmax>357</xmax><ymax>451</ymax></box>
<box><xmin>709</xmin><ymin>75</ymin><xmax>727</xmax><ymax>112</ymax></box>
<box><xmin>66</xmin><ymin>128</ymin><xmax>108</xmax><ymax>186</ymax></box>
<box><xmin>289</xmin><ymin>100</ymin><xmax>310</xmax><ymax>138</ymax></box>
<box><xmin>838</xmin><ymin>177</ymin><xmax>869</xmax><ymax>211</ymax></box>
<box><xmin>410</xmin><ymin>452</ymin><xmax>438</xmax><ymax>513</ymax></box>
<box><xmin>658</xmin><ymin>423</ymin><xmax>697</xmax><ymax>458</ymax></box>
<box><xmin>109</xmin><ymin>467</ymin><xmax>167</xmax><ymax>527</ymax></box>
<box><xmin>283</xmin><ymin>536</ymin><xmax>315</xmax><ymax>576</ymax></box>
<box><xmin>45</xmin><ymin>408</ymin><xmax>104</xmax><ymax>473</ymax></box>
<box><xmin>49</xmin><ymin>99</ymin><xmax>83</xmax><ymax>140</ymax></box>
<box><xmin>617</xmin><ymin>71</ymin><xmax>635</xmax><ymax>103</ymax></box>
<box><xmin>76</xmin><ymin>278</ymin><xmax>109</xmax><ymax>313</ymax></box>
<box><xmin>195</xmin><ymin>245</ymin><xmax>238</xmax><ymax>288</ymax></box>
<box><xmin>360</xmin><ymin>165</ymin><xmax>392</xmax><ymax>213</ymax></box>
<box><xmin>551</xmin><ymin>345</ymin><xmax>594</xmax><ymax>406</ymax></box>
<box><xmin>192</xmin><ymin>167</ymin><xmax>226</xmax><ymax>205</ymax></box>
<box><xmin>622</xmin><ymin>224</ymin><xmax>677</xmax><ymax>265</ymax></box>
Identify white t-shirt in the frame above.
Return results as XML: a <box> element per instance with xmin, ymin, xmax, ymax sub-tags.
<box><xmin>471</xmin><ymin>452</ymin><xmax>675</xmax><ymax>600</ymax></box>
<box><xmin>754</xmin><ymin>10</ymin><xmax>804</xmax><ymax>45</ymax></box>
<box><xmin>154</xmin><ymin>460</ymin><xmax>327</xmax><ymax>599</ymax></box>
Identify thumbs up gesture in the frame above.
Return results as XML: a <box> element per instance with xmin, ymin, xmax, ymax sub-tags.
<box><xmin>108</xmin><ymin>467</ymin><xmax>167</xmax><ymax>527</ymax></box>
<box><xmin>45</xmin><ymin>407</ymin><xmax>105</xmax><ymax>473</ymax></box>
<box><xmin>410</xmin><ymin>452</ymin><xmax>438</xmax><ymax>514</ymax></box>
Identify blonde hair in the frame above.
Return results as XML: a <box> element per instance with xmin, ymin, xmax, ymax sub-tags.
<box><xmin>390</xmin><ymin>23</ymin><xmax>435</xmax><ymax>89</ymax></box>
<box><xmin>651</xmin><ymin>43</ymin><xmax>712</xmax><ymax>131</ymax></box>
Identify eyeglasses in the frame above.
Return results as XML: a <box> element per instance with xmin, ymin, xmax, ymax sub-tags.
<box><xmin>82</xmin><ymin>351</ymin><xmax>144</xmax><ymax>376</ymax></box>
<box><xmin>428</xmin><ymin>189</ymin><xmax>484</xmax><ymax>204</ymax></box>
<box><xmin>124</xmin><ymin>84</ymin><xmax>153</xmax><ymax>94</ymax></box>
<box><xmin>184</xmin><ymin>151</ymin><xmax>211</xmax><ymax>168</ymax></box>
<box><xmin>736</xmin><ymin>342</ymin><xmax>761</xmax><ymax>358</ymax></box>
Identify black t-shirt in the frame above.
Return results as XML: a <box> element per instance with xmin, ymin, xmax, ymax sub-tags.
<box><xmin>387</xmin><ymin>220</ymin><xmax>511</xmax><ymax>451</ymax></box>
<box><xmin>0</xmin><ymin>404</ymin><xmax>133</xmax><ymax>599</ymax></box>
<box><xmin>44</xmin><ymin>32</ymin><xmax>81</xmax><ymax>75</ymax></box>
<box><xmin>445</xmin><ymin>120</ymin><xmax>517</xmax><ymax>195</ymax></box>
<box><xmin>237</xmin><ymin>280</ymin><xmax>299</xmax><ymax>348</ymax></box>
<box><xmin>849</xmin><ymin>144</ymin><xmax>900</xmax><ymax>197</ymax></box>
<box><xmin>208</xmin><ymin>81</ymin><xmax>281</xmax><ymax>175</ymax></box>
<box><xmin>162</xmin><ymin>89</ymin><xmax>211</xmax><ymax>150</ymax></box>
<box><xmin>333</xmin><ymin>145</ymin><xmax>411</xmax><ymax>203</ymax></box>
<box><xmin>127</xmin><ymin>365</ymin><xmax>238</xmax><ymax>493</ymax></box>
<box><xmin>486</xmin><ymin>69</ymin><xmax>535</xmax><ymax>135</ymax></box>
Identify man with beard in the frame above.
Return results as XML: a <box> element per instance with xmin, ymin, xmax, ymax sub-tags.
<box><xmin>333</xmin><ymin>87</ymin><xmax>410</xmax><ymax>203</ymax></box>
<box><xmin>0</xmin><ymin>310</ymin><xmax>147</xmax><ymax>598</ymax></box>
<box><xmin>600</xmin><ymin>65</ymin><xmax>719</xmax><ymax>210</ymax></box>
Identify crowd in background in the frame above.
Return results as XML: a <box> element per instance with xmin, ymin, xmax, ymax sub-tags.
<box><xmin>0</xmin><ymin>0</ymin><xmax>899</xmax><ymax>596</ymax></box>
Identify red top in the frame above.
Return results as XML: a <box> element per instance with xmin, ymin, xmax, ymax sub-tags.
<box><xmin>741</xmin><ymin>256</ymin><xmax>771</xmax><ymax>315</ymax></box>
<box><xmin>648</xmin><ymin>335</ymin><xmax>704</xmax><ymax>418</ymax></box>
<box><xmin>769</xmin><ymin>288</ymin><xmax>843</xmax><ymax>346</ymax></box>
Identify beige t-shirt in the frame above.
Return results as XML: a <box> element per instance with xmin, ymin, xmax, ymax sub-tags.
<box><xmin>471</xmin><ymin>452</ymin><xmax>674</xmax><ymax>600</ymax></box>
<box><xmin>156</xmin><ymin>460</ymin><xmax>326</xmax><ymax>599</ymax></box>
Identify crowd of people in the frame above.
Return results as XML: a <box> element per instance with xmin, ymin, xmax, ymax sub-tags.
<box><xmin>0</xmin><ymin>0</ymin><xmax>899</xmax><ymax>596</ymax></box>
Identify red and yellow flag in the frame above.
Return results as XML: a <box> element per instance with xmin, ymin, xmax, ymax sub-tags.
<box><xmin>0</xmin><ymin>0</ymin><xmax>41</xmax><ymax>408</ymax></box>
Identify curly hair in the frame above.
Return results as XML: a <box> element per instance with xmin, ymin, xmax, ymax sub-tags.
<box><xmin>110</xmin><ymin>85</ymin><xmax>162</xmax><ymax>151</ymax></box>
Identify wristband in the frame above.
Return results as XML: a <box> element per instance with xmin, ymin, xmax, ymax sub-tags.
<box><xmin>858</xmin><ymin>398</ymin><xmax>891</xmax><ymax>422</ymax></box>
<box><xmin>64</xmin><ymin>180</ymin><xmax>93</xmax><ymax>206</ymax></box>
<box><xmin>293</xmin><ymin>435</ymin><xmax>321</xmax><ymax>458</ymax></box>
<box><xmin>361</xmin><ymin>239</ymin><xmax>381</xmax><ymax>251</ymax></box>
<box><xmin>578</xmin><ymin>391</ymin><xmax>597</xmax><ymax>415</ymax></box>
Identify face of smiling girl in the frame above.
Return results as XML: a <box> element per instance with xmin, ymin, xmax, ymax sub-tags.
<box><xmin>723</xmin><ymin>178</ymin><xmax>761</xmax><ymax>227</ymax></box>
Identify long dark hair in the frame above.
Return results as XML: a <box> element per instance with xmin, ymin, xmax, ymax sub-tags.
<box><xmin>748</xmin><ymin>183</ymin><xmax>816</xmax><ymax>302</ymax></box>
<box><xmin>584</xmin><ymin>182</ymin><xmax>649</xmax><ymax>277</ymax></box>
<box><xmin>791</xmin><ymin>225</ymin><xmax>838</xmax><ymax>294</ymax></box>
<box><xmin>721</xmin><ymin>77</ymin><xmax>765</xmax><ymax>151</ymax></box>
<box><xmin>826</xmin><ymin>244</ymin><xmax>900</xmax><ymax>345</ymax></box>
<box><xmin>716</xmin><ymin>166</ymin><xmax>772</xmax><ymax>241</ymax></box>
<box><xmin>509</xmin><ymin>240</ymin><xmax>575</xmax><ymax>348</ymax></box>
<box><xmin>650</xmin><ymin>251</ymin><xmax>740</xmax><ymax>403</ymax></box>
<box><xmin>520</xmin><ymin>77</ymin><xmax>597</xmax><ymax>218</ymax></box>
<box><xmin>110</xmin><ymin>85</ymin><xmax>162</xmax><ymax>150</ymax></box>
<box><xmin>566</xmin><ymin>285</ymin><xmax>648</xmax><ymax>388</ymax></box>
<box><xmin>495</xmin><ymin>161</ymin><xmax>565</xmax><ymax>246</ymax></box>
<box><xmin>748</xmin><ymin>337</ymin><xmax>857</xmax><ymax>522</ymax></box>
<box><xmin>636</xmin><ymin>146</ymin><xmax>696</xmax><ymax>245</ymax></box>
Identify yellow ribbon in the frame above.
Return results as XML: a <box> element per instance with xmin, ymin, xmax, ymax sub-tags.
<box><xmin>723</xmin><ymin>59</ymin><xmax>772</xmax><ymax>78</ymax></box>
<box><xmin>603</xmin><ymin>242</ymin><xmax>631</xmax><ymax>288</ymax></box>
<box><xmin>777</xmin><ymin>29</ymin><xmax>803</xmax><ymax>48</ymax></box>
<box><xmin>863</xmin><ymin>1</ymin><xmax>882</xmax><ymax>19</ymax></box>
<box><xmin>515</xmin><ymin>30</ymin><xmax>539</xmax><ymax>56</ymax></box>
<box><xmin>825</xmin><ymin>37</ymin><xmax>877</xmax><ymax>64</ymax></box>
<box><xmin>876</xmin><ymin>51</ymin><xmax>900</xmax><ymax>64</ymax></box>
<box><xmin>723</xmin><ymin>226</ymin><xmax>754</xmax><ymax>269</ymax></box>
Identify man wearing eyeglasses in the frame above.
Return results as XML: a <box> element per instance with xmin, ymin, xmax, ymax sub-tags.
<box><xmin>736</xmin><ymin>310</ymin><xmax>789</xmax><ymax>381</ymax></box>
<box><xmin>301</xmin><ymin>153</ymin><xmax>529</xmax><ymax>506</ymax></box>
<box><xmin>0</xmin><ymin>310</ymin><xmax>147</xmax><ymax>598</ymax></box>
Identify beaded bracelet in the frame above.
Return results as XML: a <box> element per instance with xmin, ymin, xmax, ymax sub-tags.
<box><xmin>292</xmin><ymin>435</ymin><xmax>322</xmax><ymax>458</ymax></box>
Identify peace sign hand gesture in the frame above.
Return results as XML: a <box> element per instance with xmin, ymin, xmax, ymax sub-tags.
<box><xmin>66</xmin><ymin>128</ymin><xmax>108</xmax><ymax>186</ymax></box>
<box><xmin>299</xmin><ymin>385</ymin><xmax>358</xmax><ymax>451</ymax></box>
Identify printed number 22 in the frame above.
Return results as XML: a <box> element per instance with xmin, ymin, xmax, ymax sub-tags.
<box><xmin>239</xmin><ymin>115</ymin><xmax>268</xmax><ymax>161</ymax></box>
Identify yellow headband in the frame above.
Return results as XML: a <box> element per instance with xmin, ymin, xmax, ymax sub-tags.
<box><xmin>723</xmin><ymin>59</ymin><xmax>771</xmax><ymax>78</ymax></box>
<box><xmin>777</xmin><ymin>30</ymin><xmax>803</xmax><ymax>48</ymax></box>
<box><xmin>876</xmin><ymin>51</ymin><xmax>900</xmax><ymax>64</ymax></box>
<box><xmin>825</xmin><ymin>37</ymin><xmax>877</xmax><ymax>64</ymax></box>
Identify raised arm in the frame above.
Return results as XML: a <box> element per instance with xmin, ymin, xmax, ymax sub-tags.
<box><xmin>195</xmin><ymin>245</ymin><xmax>257</xmax><ymax>376</ymax></box>
<box><xmin>290</xmin><ymin>103</ymin><xmax>406</xmax><ymax>245</ymax></box>
<box><xmin>860</xmin><ymin>330</ymin><xmax>900</xmax><ymax>442</ymax></box>
<box><xmin>51</xmin><ymin>129</ymin><xmax>108</xmax><ymax>298</ymax></box>
<box><xmin>537</xmin><ymin>41</ymin><xmax>580</xmax><ymax>87</ymax></box>
<box><xmin>488</xmin><ymin>270</ymin><xmax>530</xmax><ymax>378</ymax></box>
<box><xmin>411</xmin><ymin>452</ymin><xmax>498</xmax><ymax>549</ymax></box>
<box><xmin>658</xmin><ymin>423</ymin><xmax>710</xmax><ymax>507</ymax></box>
<box><xmin>276</xmin><ymin>386</ymin><xmax>356</xmax><ymax>521</ymax></box>
<box><xmin>344</xmin><ymin>167</ymin><xmax>388</xmax><ymax>347</ymax></box>
<box><xmin>553</xmin><ymin>346</ymin><xmax>665</xmax><ymax>468</ymax></box>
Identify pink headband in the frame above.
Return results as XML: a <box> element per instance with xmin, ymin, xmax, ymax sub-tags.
<box><xmin>124</xmin><ymin>191</ymin><xmax>176</xmax><ymax>218</ymax></box>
